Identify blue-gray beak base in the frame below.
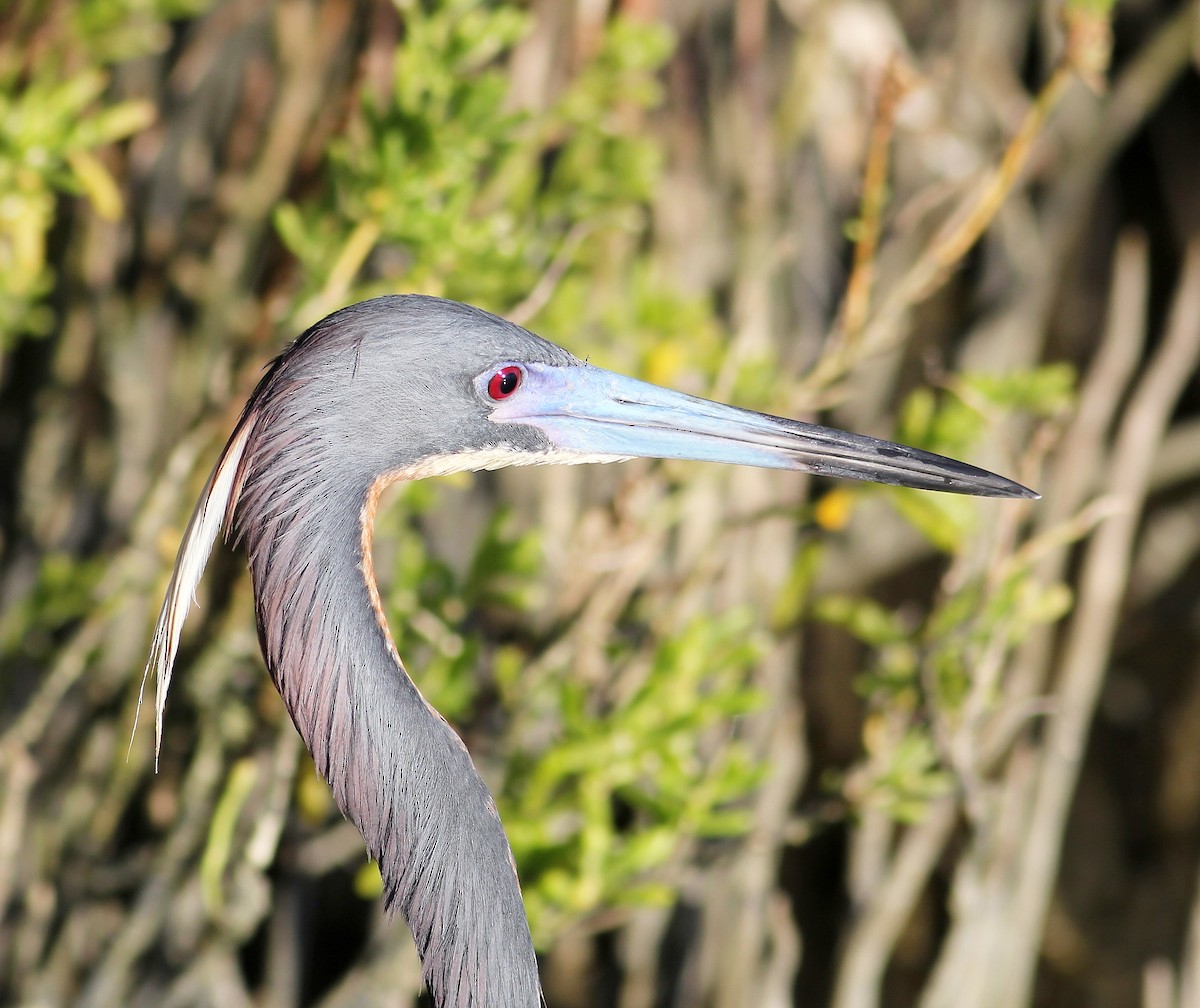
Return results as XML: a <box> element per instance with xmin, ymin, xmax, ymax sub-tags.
<box><xmin>486</xmin><ymin>363</ymin><xmax>1038</xmax><ymax>500</ymax></box>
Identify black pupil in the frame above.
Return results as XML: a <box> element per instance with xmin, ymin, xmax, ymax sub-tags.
<box><xmin>499</xmin><ymin>370</ymin><xmax>518</xmax><ymax>395</ymax></box>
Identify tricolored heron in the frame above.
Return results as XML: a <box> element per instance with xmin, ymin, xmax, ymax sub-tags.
<box><xmin>143</xmin><ymin>295</ymin><xmax>1035</xmax><ymax>1007</ymax></box>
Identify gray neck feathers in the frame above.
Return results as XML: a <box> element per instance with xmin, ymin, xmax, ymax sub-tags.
<box><xmin>233</xmin><ymin>401</ymin><xmax>541</xmax><ymax>1006</ymax></box>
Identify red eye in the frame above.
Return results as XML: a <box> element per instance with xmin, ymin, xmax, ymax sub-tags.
<box><xmin>487</xmin><ymin>365</ymin><xmax>523</xmax><ymax>400</ymax></box>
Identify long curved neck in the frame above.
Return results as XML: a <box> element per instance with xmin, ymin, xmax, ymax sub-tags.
<box><xmin>240</xmin><ymin>473</ymin><xmax>541</xmax><ymax>1007</ymax></box>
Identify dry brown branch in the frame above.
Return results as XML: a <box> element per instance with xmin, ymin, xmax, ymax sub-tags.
<box><xmin>1001</xmin><ymin>242</ymin><xmax>1200</xmax><ymax>1008</ymax></box>
<box><xmin>832</xmin><ymin>797</ymin><xmax>958</xmax><ymax>1008</ymax></box>
<box><xmin>984</xmin><ymin>230</ymin><xmax>1150</xmax><ymax>760</ymax></box>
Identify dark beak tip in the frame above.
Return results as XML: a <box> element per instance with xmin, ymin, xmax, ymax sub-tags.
<box><xmin>991</xmin><ymin>482</ymin><xmax>1039</xmax><ymax>500</ymax></box>
<box><xmin>996</xmin><ymin>477</ymin><xmax>1040</xmax><ymax>500</ymax></box>
<box><xmin>935</xmin><ymin>482</ymin><xmax>1040</xmax><ymax>500</ymax></box>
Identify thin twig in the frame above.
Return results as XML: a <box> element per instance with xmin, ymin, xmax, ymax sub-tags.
<box><xmin>837</xmin><ymin>57</ymin><xmax>913</xmax><ymax>344</ymax></box>
<box><xmin>508</xmin><ymin>221</ymin><xmax>590</xmax><ymax>328</ymax></box>
<box><xmin>806</xmin><ymin>58</ymin><xmax>1077</xmax><ymax>393</ymax></box>
<box><xmin>832</xmin><ymin>796</ymin><xmax>959</xmax><ymax>1008</ymax></box>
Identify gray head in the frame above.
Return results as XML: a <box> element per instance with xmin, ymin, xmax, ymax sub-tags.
<box><xmin>240</xmin><ymin>297</ymin><xmax>580</xmax><ymax>494</ymax></box>
<box><xmin>235</xmin><ymin>292</ymin><xmax>1036</xmax><ymax>503</ymax></box>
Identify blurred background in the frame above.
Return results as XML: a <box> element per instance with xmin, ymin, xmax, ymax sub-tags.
<box><xmin>2</xmin><ymin>0</ymin><xmax>1199</xmax><ymax>1005</ymax></box>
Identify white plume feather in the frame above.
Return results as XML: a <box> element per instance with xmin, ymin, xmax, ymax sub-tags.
<box><xmin>135</xmin><ymin>414</ymin><xmax>257</xmax><ymax>768</ymax></box>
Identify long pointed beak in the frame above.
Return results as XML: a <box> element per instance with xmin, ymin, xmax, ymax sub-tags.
<box><xmin>488</xmin><ymin>363</ymin><xmax>1038</xmax><ymax>499</ymax></box>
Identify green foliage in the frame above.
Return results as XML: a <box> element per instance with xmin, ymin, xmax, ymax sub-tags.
<box><xmin>890</xmin><ymin>365</ymin><xmax>1074</xmax><ymax>552</ymax></box>
<box><xmin>499</xmin><ymin>608</ymin><xmax>768</xmax><ymax>942</ymax></box>
<box><xmin>0</xmin><ymin>553</ymin><xmax>104</xmax><ymax>672</ymax></box>
<box><xmin>896</xmin><ymin>365</ymin><xmax>1074</xmax><ymax>458</ymax></box>
<box><xmin>810</xmin><ymin>364</ymin><xmax>1076</xmax><ymax>820</ymax></box>
<box><xmin>274</xmin><ymin>0</ymin><xmax>678</xmax><ymax>337</ymax></box>
<box><xmin>200</xmin><ymin>758</ymin><xmax>259</xmax><ymax>916</ymax></box>
<box><xmin>0</xmin><ymin>75</ymin><xmax>151</xmax><ymax>337</ymax></box>
<box><xmin>816</xmin><ymin>543</ymin><xmax>1073</xmax><ymax>823</ymax></box>
<box><xmin>856</xmin><ymin>724</ymin><xmax>951</xmax><ymax>823</ymax></box>
<box><xmin>0</xmin><ymin>0</ymin><xmax>208</xmax><ymax>343</ymax></box>
<box><xmin>372</xmin><ymin>483</ymin><xmax>543</xmax><ymax>722</ymax></box>
<box><xmin>959</xmin><ymin>364</ymin><xmax>1076</xmax><ymax>418</ymax></box>
<box><xmin>1064</xmin><ymin>0</ymin><xmax>1115</xmax><ymax>15</ymax></box>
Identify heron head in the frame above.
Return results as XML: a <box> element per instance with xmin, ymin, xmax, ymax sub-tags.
<box><xmin>250</xmin><ymin>294</ymin><xmax>1034</xmax><ymax>498</ymax></box>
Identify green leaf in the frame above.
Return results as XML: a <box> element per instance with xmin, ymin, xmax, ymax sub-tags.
<box><xmin>814</xmin><ymin>594</ymin><xmax>912</xmax><ymax>646</ymax></box>
<box><xmin>960</xmin><ymin>364</ymin><xmax>1076</xmax><ymax>417</ymax></box>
